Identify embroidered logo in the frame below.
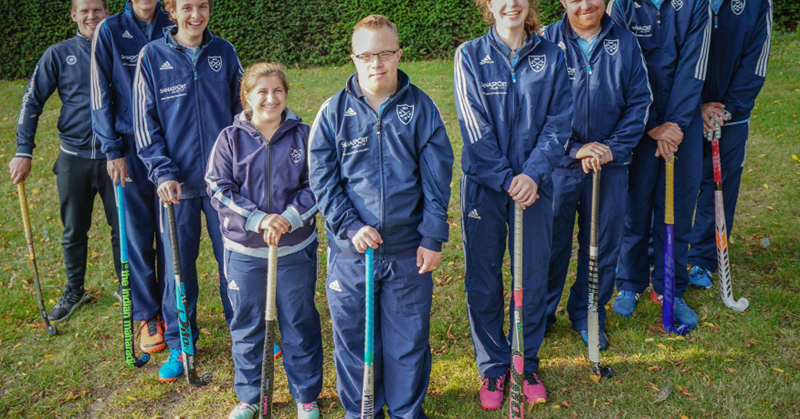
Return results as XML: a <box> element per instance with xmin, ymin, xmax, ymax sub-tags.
<box><xmin>66</xmin><ymin>55</ymin><xmax>77</xmax><ymax>65</ymax></box>
<box><xmin>558</xmin><ymin>41</ymin><xmax>567</xmax><ymax>51</ymax></box>
<box><xmin>397</xmin><ymin>104</ymin><xmax>414</xmax><ymax>125</ymax></box>
<box><xmin>208</xmin><ymin>56</ymin><xmax>222</xmax><ymax>72</ymax></box>
<box><xmin>671</xmin><ymin>0</ymin><xmax>684</xmax><ymax>11</ymax></box>
<box><xmin>122</xmin><ymin>30</ymin><xmax>133</xmax><ymax>39</ymax></box>
<box><xmin>631</xmin><ymin>24</ymin><xmax>653</xmax><ymax>37</ymax></box>
<box><xmin>328</xmin><ymin>280</ymin><xmax>342</xmax><ymax>292</ymax></box>
<box><xmin>634</xmin><ymin>1</ymin><xmax>642</xmax><ymax>7</ymax></box>
<box><xmin>731</xmin><ymin>0</ymin><xmax>746</xmax><ymax>15</ymax></box>
<box><xmin>344</xmin><ymin>107</ymin><xmax>357</xmax><ymax>117</ymax></box>
<box><xmin>228</xmin><ymin>280</ymin><xmax>240</xmax><ymax>291</ymax></box>
<box><xmin>341</xmin><ymin>137</ymin><xmax>369</xmax><ymax>156</ymax></box>
<box><xmin>604</xmin><ymin>39</ymin><xmax>620</xmax><ymax>56</ymax></box>
<box><xmin>467</xmin><ymin>209</ymin><xmax>481</xmax><ymax>220</ymax></box>
<box><xmin>480</xmin><ymin>54</ymin><xmax>495</xmax><ymax>65</ymax></box>
<box><xmin>482</xmin><ymin>81</ymin><xmax>508</xmax><ymax>95</ymax></box>
<box><xmin>567</xmin><ymin>67</ymin><xmax>577</xmax><ymax>81</ymax></box>
<box><xmin>529</xmin><ymin>55</ymin><xmax>546</xmax><ymax>73</ymax></box>
<box><xmin>290</xmin><ymin>148</ymin><xmax>303</xmax><ymax>163</ymax></box>
<box><xmin>160</xmin><ymin>61</ymin><xmax>174</xmax><ymax>71</ymax></box>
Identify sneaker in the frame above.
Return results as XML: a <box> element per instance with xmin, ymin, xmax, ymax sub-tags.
<box><xmin>523</xmin><ymin>372</ymin><xmax>547</xmax><ymax>404</ymax></box>
<box><xmin>650</xmin><ymin>291</ymin><xmax>699</xmax><ymax>329</ymax></box>
<box><xmin>297</xmin><ymin>401</ymin><xmax>320</xmax><ymax>419</ymax></box>
<box><xmin>479</xmin><ymin>373</ymin><xmax>506</xmax><ymax>410</ymax></box>
<box><xmin>228</xmin><ymin>402</ymin><xmax>259</xmax><ymax>419</ymax></box>
<box><xmin>274</xmin><ymin>342</ymin><xmax>282</xmax><ymax>359</ymax></box>
<box><xmin>158</xmin><ymin>348</ymin><xmax>184</xmax><ymax>383</ymax></box>
<box><xmin>689</xmin><ymin>265</ymin><xmax>713</xmax><ymax>289</ymax></box>
<box><xmin>612</xmin><ymin>290</ymin><xmax>640</xmax><ymax>318</ymax></box>
<box><xmin>113</xmin><ymin>285</ymin><xmax>122</xmax><ymax>303</ymax></box>
<box><xmin>139</xmin><ymin>317</ymin><xmax>166</xmax><ymax>354</ymax></box>
<box><xmin>578</xmin><ymin>329</ymin><xmax>610</xmax><ymax>351</ymax></box>
<box><xmin>48</xmin><ymin>291</ymin><xmax>92</xmax><ymax>322</ymax></box>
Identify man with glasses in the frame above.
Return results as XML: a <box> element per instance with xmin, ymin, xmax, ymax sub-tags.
<box><xmin>309</xmin><ymin>14</ymin><xmax>454</xmax><ymax>419</ymax></box>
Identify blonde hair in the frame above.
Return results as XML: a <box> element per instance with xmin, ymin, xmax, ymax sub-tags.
<box><xmin>240</xmin><ymin>62</ymin><xmax>289</xmax><ymax>111</ymax></box>
<box><xmin>475</xmin><ymin>0</ymin><xmax>541</xmax><ymax>34</ymax></box>
<box><xmin>351</xmin><ymin>14</ymin><xmax>400</xmax><ymax>51</ymax></box>
<box><xmin>163</xmin><ymin>0</ymin><xmax>214</xmax><ymax>23</ymax></box>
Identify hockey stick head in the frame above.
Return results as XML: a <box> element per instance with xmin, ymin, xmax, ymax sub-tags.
<box><xmin>190</xmin><ymin>371</ymin><xmax>213</xmax><ymax>387</ymax></box>
<box><xmin>724</xmin><ymin>297</ymin><xmax>749</xmax><ymax>312</ymax></box>
<box><xmin>592</xmin><ymin>364</ymin><xmax>615</xmax><ymax>379</ymax></box>
<box><xmin>46</xmin><ymin>324</ymin><xmax>58</xmax><ymax>336</ymax></box>
<box><xmin>133</xmin><ymin>353</ymin><xmax>151</xmax><ymax>368</ymax></box>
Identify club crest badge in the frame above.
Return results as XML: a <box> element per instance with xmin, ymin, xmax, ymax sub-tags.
<box><xmin>208</xmin><ymin>56</ymin><xmax>222</xmax><ymax>72</ymax></box>
<box><xmin>290</xmin><ymin>148</ymin><xmax>303</xmax><ymax>163</ymax></box>
<box><xmin>604</xmin><ymin>39</ymin><xmax>620</xmax><ymax>56</ymax></box>
<box><xmin>671</xmin><ymin>0</ymin><xmax>683</xmax><ymax>11</ymax></box>
<box><xmin>66</xmin><ymin>55</ymin><xmax>77</xmax><ymax>65</ymax></box>
<box><xmin>397</xmin><ymin>104</ymin><xmax>414</xmax><ymax>125</ymax></box>
<box><xmin>731</xmin><ymin>0</ymin><xmax>746</xmax><ymax>15</ymax></box>
<box><xmin>529</xmin><ymin>55</ymin><xmax>546</xmax><ymax>73</ymax></box>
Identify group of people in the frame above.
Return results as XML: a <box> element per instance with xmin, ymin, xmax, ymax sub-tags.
<box><xmin>9</xmin><ymin>0</ymin><xmax>772</xmax><ymax>418</ymax></box>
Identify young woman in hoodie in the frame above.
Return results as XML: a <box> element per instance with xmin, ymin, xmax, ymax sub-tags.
<box><xmin>206</xmin><ymin>62</ymin><xmax>322</xmax><ymax>419</ymax></box>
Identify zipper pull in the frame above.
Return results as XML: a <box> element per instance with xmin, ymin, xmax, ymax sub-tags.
<box><xmin>657</xmin><ymin>10</ymin><xmax>661</xmax><ymax>25</ymax></box>
<box><xmin>512</xmin><ymin>72</ymin><xmax>517</xmax><ymax>84</ymax></box>
<box><xmin>587</xmin><ymin>64</ymin><xmax>593</xmax><ymax>76</ymax></box>
<box><xmin>714</xmin><ymin>14</ymin><xmax>718</xmax><ymax>29</ymax></box>
<box><xmin>377</xmin><ymin>119</ymin><xmax>381</xmax><ymax>137</ymax></box>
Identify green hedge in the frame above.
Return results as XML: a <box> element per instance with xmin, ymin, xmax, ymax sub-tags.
<box><xmin>2</xmin><ymin>0</ymin><xmax>797</xmax><ymax>79</ymax></box>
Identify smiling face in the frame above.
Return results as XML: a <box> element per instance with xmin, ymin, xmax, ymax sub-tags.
<box><xmin>246</xmin><ymin>75</ymin><xmax>287</xmax><ymax>126</ymax></box>
<box><xmin>561</xmin><ymin>0</ymin><xmax>605</xmax><ymax>32</ymax></box>
<box><xmin>488</xmin><ymin>0</ymin><xmax>529</xmax><ymax>32</ymax></box>
<box><xmin>171</xmin><ymin>0</ymin><xmax>210</xmax><ymax>45</ymax></box>
<box><xmin>351</xmin><ymin>26</ymin><xmax>402</xmax><ymax>98</ymax></box>
<box><xmin>131</xmin><ymin>0</ymin><xmax>158</xmax><ymax>18</ymax></box>
<box><xmin>71</xmin><ymin>0</ymin><xmax>109</xmax><ymax>39</ymax></box>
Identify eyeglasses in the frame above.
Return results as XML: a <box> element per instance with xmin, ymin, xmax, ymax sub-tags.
<box><xmin>352</xmin><ymin>50</ymin><xmax>399</xmax><ymax>63</ymax></box>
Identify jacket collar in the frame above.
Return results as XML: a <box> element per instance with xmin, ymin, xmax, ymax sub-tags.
<box><xmin>125</xmin><ymin>0</ymin><xmax>163</xmax><ymax>28</ymax></box>
<box><xmin>234</xmin><ymin>109</ymin><xmax>301</xmax><ymax>142</ymax></box>
<box><xmin>559</xmin><ymin>13</ymin><xmax>614</xmax><ymax>43</ymax></box>
<box><xmin>487</xmin><ymin>25</ymin><xmax>540</xmax><ymax>59</ymax></box>
<box><xmin>165</xmin><ymin>26</ymin><xmax>213</xmax><ymax>50</ymax></box>
<box><xmin>345</xmin><ymin>69</ymin><xmax>411</xmax><ymax>111</ymax></box>
<box><xmin>76</xmin><ymin>30</ymin><xmax>92</xmax><ymax>50</ymax></box>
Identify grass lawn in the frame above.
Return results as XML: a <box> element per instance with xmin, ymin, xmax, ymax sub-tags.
<box><xmin>1</xmin><ymin>33</ymin><xmax>798</xmax><ymax>419</ymax></box>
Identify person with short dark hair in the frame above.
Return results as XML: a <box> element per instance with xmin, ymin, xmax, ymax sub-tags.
<box><xmin>9</xmin><ymin>0</ymin><xmax>115</xmax><ymax>323</ymax></box>
<box><xmin>310</xmin><ymin>14</ymin><xmax>454</xmax><ymax>418</ymax></box>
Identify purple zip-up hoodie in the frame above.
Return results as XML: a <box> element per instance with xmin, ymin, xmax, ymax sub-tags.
<box><xmin>206</xmin><ymin>109</ymin><xmax>317</xmax><ymax>258</ymax></box>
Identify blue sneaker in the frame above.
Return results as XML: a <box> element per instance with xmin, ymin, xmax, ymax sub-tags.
<box><xmin>613</xmin><ymin>290</ymin><xmax>640</xmax><ymax>317</ymax></box>
<box><xmin>689</xmin><ymin>265</ymin><xmax>713</xmax><ymax>289</ymax></box>
<box><xmin>578</xmin><ymin>329</ymin><xmax>610</xmax><ymax>351</ymax></box>
<box><xmin>674</xmin><ymin>297</ymin><xmax>699</xmax><ymax>329</ymax></box>
<box><xmin>158</xmin><ymin>348</ymin><xmax>184</xmax><ymax>383</ymax></box>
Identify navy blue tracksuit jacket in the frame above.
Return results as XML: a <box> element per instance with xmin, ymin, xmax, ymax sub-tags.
<box><xmin>133</xmin><ymin>28</ymin><xmax>243</xmax><ymax>350</ymax></box>
<box><xmin>610</xmin><ymin>0</ymin><xmax>712</xmax><ymax>299</ymax></box>
<box><xmin>90</xmin><ymin>1</ymin><xmax>173</xmax><ymax>321</ymax></box>
<box><xmin>542</xmin><ymin>15</ymin><xmax>652</xmax><ymax>332</ymax></box>
<box><xmin>309</xmin><ymin>71</ymin><xmax>453</xmax><ymax>419</ymax></box>
<box><xmin>690</xmin><ymin>0</ymin><xmax>773</xmax><ymax>272</ymax></box>
<box><xmin>455</xmin><ymin>27</ymin><xmax>573</xmax><ymax>378</ymax></box>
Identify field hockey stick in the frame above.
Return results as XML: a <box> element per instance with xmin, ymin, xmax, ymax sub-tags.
<box><xmin>166</xmin><ymin>203</ymin><xmax>212</xmax><ymax>386</ymax></box>
<box><xmin>17</xmin><ymin>182</ymin><xmax>57</xmax><ymax>336</ymax></box>
<box><xmin>510</xmin><ymin>202</ymin><xmax>524</xmax><ymax>419</ymax></box>
<box><xmin>116</xmin><ymin>184</ymin><xmax>150</xmax><ymax>367</ymax></box>
<box><xmin>260</xmin><ymin>245</ymin><xmax>278</xmax><ymax>419</ymax></box>
<box><xmin>663</xmin><ymin>157</ymin><xmax>689</xmax><ymax>336</ymax></box>
<box><xmin>707</xmin><ymin>113</ymin><xmax>749</xmax><ymax>312</ymax></box>
<box><xmin>360</xmin><ymin>247</ymin><xmax>375</xmax><ymax>419</ymax></box>
<box><xmin>588</xmin><ymin>171</ymin><xmax>614</xmax><ymax>378</ymax></box>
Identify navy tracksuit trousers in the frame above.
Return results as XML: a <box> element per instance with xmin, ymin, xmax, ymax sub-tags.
<box><xmin>224</xmin><ymin>242</ymin><xmax>323</xmax><ymax>404</ymax></box>
<box><xmin>461</xmin><ymin>175</ymin><xmax>553</xmax><ymax>378</ymax></box>
<box><xmin>121</xmin><ymin>135</ymin><xmax>165</xmax><ymax>321</ymax></box>
<box><xmin>546</xmin><ymin>167</ymin><xmax>628</xmax><ymax>332</ymax></box>
<box><xmin>617</xmin><ymin>112</ymin><xmax>703</xmax><ymax>299</ymax></box>
<box><xmin>159</xmin><ymin>196</ymin><xmax>233</xmax><ymax>352</ymax></box>
<box><xmin>689</xmin><ymin>122</ymin><xmax>750</xmax><ymax>271</ymax></box>
<box><xmin>326</xmin><ymin>248</ymin><xmax>432</xmax><ymax>419</ymax></box>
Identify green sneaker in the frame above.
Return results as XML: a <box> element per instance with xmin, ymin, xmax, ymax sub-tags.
<box><xmin>228</xmin><ymin>402</ymin><xmax>259</xmax><ymax>419</ymax></box>
<box><xmin>297</xmin><ymin>401</ymin><xmax>320</xmax><ymax>419</ymax></box>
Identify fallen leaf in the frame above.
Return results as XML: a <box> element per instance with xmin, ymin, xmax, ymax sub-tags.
<box><xmin>773</xmin><ymin>368</ymin><xmax>784</xmax><ymax>374</ymax></box>
<box><xmin>702</xmin><ymin>322</ymin><xmax>717</xmax><ymax>329</ymax></box>
<box><xmin>590</xmin><ymin>373</ymin><xmax>600</xmax><ymax>383</ymax></box>
<box><xmin>653</xmin><ymin>386</ymin><xmax>672</xmax><ymax>403</ymax></box>
<box><xmin>645</xmin><ymin>338</ymin><xmax>655</xmax><ymax>343</ymax></box>
<box><xmin>726</xmin><ymin>367</ymin><xmax>738</xmax><ymax>373</ymax></box>
<box><xmin>44</xmin><ymin>354</ymin><xmax>53</xmax><ymax>358</ymax></box>
<box><xmin>65</xmin><ymin>392</ymin><xmax>74</xmax><ymax>402</ymax></box>
<box><xmin>126</xmin><ymin>396</ymin><xmax>137</xmax><ymax>401</ymax></box>
<box><xmin>793</xmin><ymin>155</ymin><xmax>799</xmax><ymax>161</ymax></box>
<box><xmin>656</xmin><ymin>343</ymin><xmax>668</xmax><ymax>351</ymax></box>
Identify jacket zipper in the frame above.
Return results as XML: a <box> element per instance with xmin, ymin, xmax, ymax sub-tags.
<box><xmin>255</xmin><ymin>120</ymin><xmax>289</xmax><ymax>217</ymax></box>
<box><xmin>175</xmin><ymin>49</ymin><xmax>207</xmax><ymax>173</ymax></box>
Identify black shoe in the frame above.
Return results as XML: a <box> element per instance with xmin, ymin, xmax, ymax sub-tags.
<box><xmin>48</xmin><ymin>291</ymin><xmax>92</xmax><ymax>322</ymax></box>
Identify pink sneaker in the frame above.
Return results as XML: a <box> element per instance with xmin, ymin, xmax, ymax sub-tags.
<box><xmin>479</xmin><ymin>373</ymin><xmax>506</xmax><ymax>410</ymax></box>
<box><xmin>523</xmin><ymin>372</ymin><xmax>547</xmax><ymax>404</ymax></box>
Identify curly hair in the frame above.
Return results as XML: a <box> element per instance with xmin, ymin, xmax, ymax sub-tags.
<box><xmin>474</xmin><ymin>0</ymin><xmax>541</xmax><ymax>34</ymax></box>
<box><xmin>163</xmin><ymin>0</ymin><xmax>214</xmax><ymax>23</ymax></box>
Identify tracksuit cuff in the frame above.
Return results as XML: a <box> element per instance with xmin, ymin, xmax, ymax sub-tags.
<box><xmin>567</xmin><ymin>141</ymin><xmax>582</xmax><ymax>160</ymax></box>
<box><xmin>106</xmin><ymin>149</ymin><xmax>124</xmax><ymax>160</ymax></box>
<box><xmin>246</xmin><ymin>209</ymin><xmax>268</xmax><ymax>233</ymax></box>
<box><xmin>502</xmin><ymin>175</ymin><xmax>514</xmax><ymax>192</ymax></box>
<box><xmin>523</xmin><ymin>168</ymin><xmax>542</xmax><ymax>188</ymax></box>
<box><xmin>280</xmin><ymin>206</ymin><xmax>303</xmax><ymax>232</ymax></box>
<box><xmin>156</xmin><ymin>174</ymin><xmax>179</xmax><ymax>188</ymax></box>
<box><xmin>346</xmin><ymin>218</ymin><xmax>366</xmax><ymax>241</ymax></box>
<box><xmin>15</xmin><ymin>145</ymin><xmax>33</xmax><ymax>158</ymax></box>
<box><xmin>420</xmin><ymin>237</ymin><xmax>442</xmax><ymax>252</ymax></box>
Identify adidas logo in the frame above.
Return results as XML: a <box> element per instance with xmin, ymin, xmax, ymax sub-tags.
<box><xmin>228</xmin><ymin>280</ymin><xmax>240</xmax><ymax>291</ymax></box>
<box><xmin>467</xmin><ymin>209</ymin><xmax>481</xmax><ymax>220</ymax></box>
<box><xmin>122</xmin><ymin>30</ymin><xmax>133</xmax><ymax>39</ymax></box>
<box><xmin>344</xmin><ymin>107</ymin><xmax>357</xmax><ymax>117</ymax></box>
<box><xmin>634</xmin><ymin>1</ymin><xmax>642</xmax><ymax>8</ymax></box>
<box><xmin>328</xmin><ymin>280</ymin><xmax>342</xmax><ymax>292</ymax></box>
<box><xmin>160</xmin><ymin>61</ymin><xmax>174</xmax><ymax>71</ymax></box>
<box><xmin>479</xmin><ymin>54</ymin><xmax>495</xmax><ymax>65</ymax></box>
